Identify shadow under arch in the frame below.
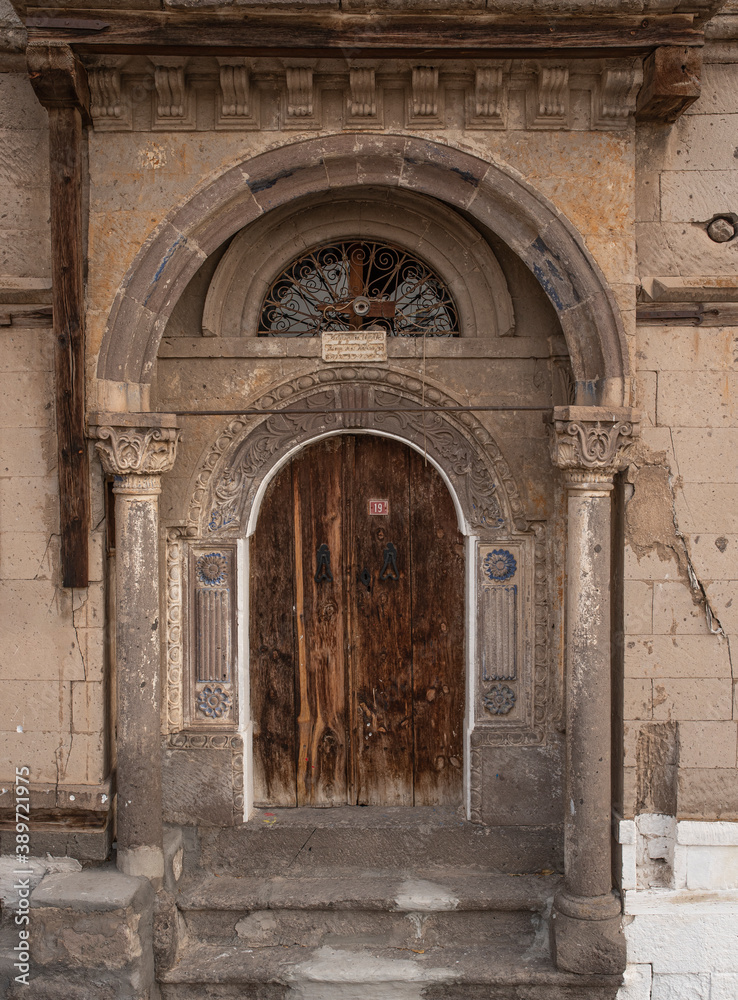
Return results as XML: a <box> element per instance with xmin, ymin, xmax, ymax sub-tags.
<box><xmin>97</xmin><ymin>134</ymin><xmax>628</xmax><ymax>409</ymax></box>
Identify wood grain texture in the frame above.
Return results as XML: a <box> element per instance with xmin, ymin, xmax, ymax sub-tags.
<box><xmin>49</xmin><ymin>105</ymin><xmax>89</xmax><ymax>589</ymax></box>
<box><xmin>409</xmin><ymin>449</ymin><xmax>464</xmax><ymax>806</ymax></box>
<box><xmin>293</xmin><ymin>438</ymin><xmax>348</xmax><ymax>807</ymax></box>
<box><xmin>27</xmin><ymin>44</ymin><xmax>91</xmax><ymax>588</ymax></box>
<box><xmin>250</xmin><ymin>435</ymin><xmax>463</xmax><ymax>808</ymax></box>
<box><xmin>250</xmin><ymin>463</ymin><xmax>297</xmax><ymax>806</ymax></box>
<box><xmin>26</xmin><ymin>10</ymin><xmax>701</xmax><ymax>56</ymax></box>
<box><xmin>348</xmin><ymin>436</ymin><xmax>414</xmax><ymax>806</ymax></box>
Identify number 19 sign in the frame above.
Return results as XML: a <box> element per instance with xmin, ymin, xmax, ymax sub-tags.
<box><xmin>368</xmin><ymin>499</ymin><xmax>389</xmax><ymax>516</ymax></box>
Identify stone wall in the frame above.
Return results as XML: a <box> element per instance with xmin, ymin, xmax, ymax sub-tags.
<box><xmin>0</xmin><ymin>65</ymin><xmax>110</xmax><ymax>857</ymax></box>
<box><xmin>615</xmin><ymin>21</ymin><xmax>738</xmax><ymax>1000</ymax></box>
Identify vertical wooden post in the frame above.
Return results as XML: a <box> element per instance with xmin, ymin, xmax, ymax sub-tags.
<box><xmin>27</xmin><ymin>42</ymin><xmax>90</xmax><ymax>588</ymax></box>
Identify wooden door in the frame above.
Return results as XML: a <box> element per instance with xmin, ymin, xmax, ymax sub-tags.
<box><xmin>250</xmin><ymin>435</ymin><xmax>464</xmax><ymax>807</ymax></box>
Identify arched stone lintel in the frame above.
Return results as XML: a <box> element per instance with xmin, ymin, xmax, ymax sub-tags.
<box><xmin>97</xmin><ymin>133</ymin><xmax>628</xmax><ymax>408</ymax></box>
<box><xmin>182</xmin><ymin>367</ymin><xmax>528</xmax><ymax>541</ymax></box>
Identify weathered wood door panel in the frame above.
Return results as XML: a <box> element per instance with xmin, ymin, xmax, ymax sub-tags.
<box><xmin>347</xmin><ymin>436</ymin><xmax>414</xmax><ymax>806</ymax></box>
<box><xmin>250</xmin><ymin>435</ymin><xmax>463</xmax><ymax>807</ymax></box>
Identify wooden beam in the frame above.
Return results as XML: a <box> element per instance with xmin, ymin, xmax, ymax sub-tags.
<box><xmin>24</xmin><ymin>10</ymin><xmax>703</xmax><ymax>58</ymax></box>
<box><xmin>636</xmin><ymin>45</ymin><xmax>701</xmax><ymax>122</ymax></box>
<box><xmin>27</xmin><ymin>41</ymin><xmax>90</xmax><ymax>589</ymax></box>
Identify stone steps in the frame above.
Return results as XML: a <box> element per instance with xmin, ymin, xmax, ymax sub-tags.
<box><xmin>155</xmin><ymin>813</ymin><xmax>613</xmax><ymax>998</ymax></box>
<box><xmin>159</xmin><ymin>941</ymin><xmax>622</xmax><ymax>999</ymax></box>
<box><xmin>173</xmin><ymin>871</ymin><xmax>559</xmax><ymax>952</ymax></box>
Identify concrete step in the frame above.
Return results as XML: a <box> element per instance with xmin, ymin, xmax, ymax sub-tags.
<box><xmin>158</xmin><ymin>941</ymin><xmax>622</xmax><ymax>999</ymax></box>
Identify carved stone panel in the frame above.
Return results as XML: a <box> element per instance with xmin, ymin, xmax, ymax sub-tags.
<box><xmin>187</xmin><ymin>545</ymin><xmax>238</xmax><ymax>729</ymax></box>
<box><xmin>472</xmin><ymin>527</ymin><xmax>548</xmax><ymax>746</ymax></box>
<box><xmin>186</xmin><ymin>368</ymin><xmax>528</xmax><ymax>538</ymax></box>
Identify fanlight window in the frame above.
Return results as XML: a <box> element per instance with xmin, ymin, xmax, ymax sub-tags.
<box><xmin>258</xmin><ymin>240</ymin><xmax>460</xmax><ymax>336</ymax></box>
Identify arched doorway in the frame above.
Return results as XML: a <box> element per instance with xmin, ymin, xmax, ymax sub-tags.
<box><xmin>249</xmin><ymin>433</ymin><xmax>465</xmax><ymax>808</ymax></box>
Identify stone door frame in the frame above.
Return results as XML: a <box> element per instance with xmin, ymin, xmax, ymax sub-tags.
<box><xmin>90</xmin><ymin>133</ymin><xmax>638</xmax><ymax>976</ymax></box>
<box><xmin>167</xmin><ymin>365</ymin><xmax>541</xmax><ymax>822</ymax></box>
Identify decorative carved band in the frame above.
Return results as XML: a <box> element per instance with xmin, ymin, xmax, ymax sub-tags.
<box><xmin>165</xmin><ymin>530</ymin><xmax>184</xmax><ymax>733</ymax></box>
<box><xmin>548</xmin><ymin>407</ymin><xmax>639</xmax><ymax>474</ymax></box>
<box><xmin>185</xmin><ymin>367</ymin><xmax>527</xmax><ymax>535</ymax></box>
<box><xmin>94</xmin><ymin>425</ymin><xmax>180</xmax><ymax>477</ymax></box>
<box><xmin>112</xmin><ymin>474</ymin><xmax>162</xmax><ymax>497</ymax></box>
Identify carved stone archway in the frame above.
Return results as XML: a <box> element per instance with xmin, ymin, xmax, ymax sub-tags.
<box><xmin>163</xmin><ymin>366</ymin><xmax>549</xmax><ymax>824</ymax></box>
<box><xmin>96</xmin><ymin>133</ymin><xmax>629</xmax><ymax>410</ymax></box>
<box><xmin>184</xmin><ymin>365</ymin><xmax>527</xmax><ymax>540</ymax></box>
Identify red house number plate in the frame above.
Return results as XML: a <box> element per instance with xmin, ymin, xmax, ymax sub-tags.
<box><xmin>368</xmin><ymin>500</ymin><xmax>389</xmax><ymax>515</ymax></box>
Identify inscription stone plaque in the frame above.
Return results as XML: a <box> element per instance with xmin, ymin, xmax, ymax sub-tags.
<box><xmin>321</xmin><ymin>329</ymin><xmax>387</xmax><ymax>362</ymax></box>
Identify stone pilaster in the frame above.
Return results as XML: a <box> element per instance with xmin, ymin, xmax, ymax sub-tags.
<box><xmin>91</xmin><ymin>415</ymin><xmax>180</xmax><ymax>882</ymax></box>
<box><xmin>548</xmin><ymin>406</ymin><xmax>639</xmax><ymax>975</ymax></box>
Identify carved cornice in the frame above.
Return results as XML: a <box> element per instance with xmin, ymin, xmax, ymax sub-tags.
<box><xmin>92</xmin><ymin>424</ymin><xmax>181</xmax><ymax>477</ymax></box>
<box><xmin>548</xmin><ymin>406</ymin><xmax>639</xmax><ymax>475</ymax></box>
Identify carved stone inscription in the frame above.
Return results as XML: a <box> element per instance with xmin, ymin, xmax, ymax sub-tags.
<box><xmin>321</xmin><ymin>330</ymin><xmax>387</xmax><ymax>362</ymax></box>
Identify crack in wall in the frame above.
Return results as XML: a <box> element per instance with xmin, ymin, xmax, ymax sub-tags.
<box><xmin>625</xmin><ymin>457</ymin><xmax>726</xmax><ymax>637</ymax></box>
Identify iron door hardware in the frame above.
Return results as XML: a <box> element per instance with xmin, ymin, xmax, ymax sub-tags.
<box><xmin>315</xmin><ymin>543</ymin><xmax>333</xmax><ymax>583</ymax></box>
<box><xmin>358</xmin><ymin>567</ymin><xmax>372</xmax><ymax>590</ymax></box>
<box><xmin>379</xmin><ymin>543</ymin><xmax>399</xmax><ymax>581</ymax></box>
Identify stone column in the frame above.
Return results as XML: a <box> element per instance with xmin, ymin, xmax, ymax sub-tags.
<box><xmin>91</xmin><ymin>415</ymin><xmax>180</xmax><ymax>881</ymax></box>
<box><xmin>548</xmin><ymin>405</ymin><xmax>639</xmax><ymax>976</ymax></box>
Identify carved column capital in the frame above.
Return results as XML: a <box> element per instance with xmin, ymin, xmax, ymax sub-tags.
<box><xmin>90</xmin><ymin>417</ymin><xmax>180</xmax><ymax>478</ymax></box>
<box><xmin>548</xmin><ymin>406</ymin><xmax>639</xmax><ymax>478</ymax></box>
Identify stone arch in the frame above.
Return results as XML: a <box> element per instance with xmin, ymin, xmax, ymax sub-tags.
<box><xmin>97</xmin><ymin>134</ymin><xmax>628</xmax><ymax>409</ymax></box>
<box><xmin>183</xmin><ymin>366</ymin><xmax>528</xmax><ymax>540</ymax></box>
<box><xmin>201</xmin><ymin>188</ymin><xmax>515</xmax><ymax>339</ymax></box>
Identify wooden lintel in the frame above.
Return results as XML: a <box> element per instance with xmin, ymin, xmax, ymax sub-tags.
<box><xmin>636</xmin><ymin>45</ymin><xmax>702</xmax><ymax>122</ymax></box>
<box><xmin>27</xmin><ymin>42</ymin><xmax>90</xmax><ymax>589</ymax></box>
<box><xmin>23</xmin><ymin>11</ymin><xmax>703</xmax><ymax>58</ymax></box>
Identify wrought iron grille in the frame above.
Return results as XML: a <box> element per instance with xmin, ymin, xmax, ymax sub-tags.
<box><xmin>258</xmin><ymin>240</ymin><xmax>460</xmax><ymax>336</ymax></box>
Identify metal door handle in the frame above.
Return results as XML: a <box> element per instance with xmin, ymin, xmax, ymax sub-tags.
<box><xmin>315</xmin><ymin>543</ymin><xmax>333</xmax><ymax>583</ymax></box>
<box><xmin>379</xmin><ymin>543</ymin><xmax>399</xmax><ymax>581</ymax></box>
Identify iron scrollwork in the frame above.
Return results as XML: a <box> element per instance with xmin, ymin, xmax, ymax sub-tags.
<box><xmin>315</xmin><ymin>543</ymin><xmax>333</xmax><ymax>583</ymax></box>
<box><xmin>259</xmin><ymin>240</ymin><xmax>460</xmax><ymax>337</ymax></box>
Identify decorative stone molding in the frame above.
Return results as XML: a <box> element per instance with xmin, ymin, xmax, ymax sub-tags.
<box><xmin>151</xmin><ymin>57</ymin><xmax>194</xmax><ymax>129</ymax></box>
<box><xmin>285</xmin><ymin>67</ymin><xmax>313</xmax><ymax>117</ymax></box>
<box><xmin>407</xmin><ymin>65</ymin><xmax>443</xmax><ymax>126</ymax></box>
<box><xmin>594</xmin><ymin>64</ymin><xmax>643</xmax><ymax>127</ymax></box>
<box><xmin>80</xmin><ymin>58</ymin><xmax>643</xmax><ymax>134</ymax></box>
<box><xmin>187</xmin><ymin>544</ymin><xmax>237</xmax><ymax>729</ymax></box>
<box><xmin>472</xmin><ymin>523</ymin><xmax>548</xmax><ymax>748</ymax></box>
<box><xmin>93</xmin><ymin>424</ymin><xmax>181</xmax><ymax>477</ymax></box>
<box><xmin>466</xmin><ymin>66</ymin><xmax>506</xmax><ymax>128</ymax></box>
<box><xmin>168</xmin><ymin>732</ymin><xmax>243</xmax><ymax>751</ymax></box>
<box><xmin>88</xmin><ymin>64</ymin><xmax>126</xmax><ymax>127</ymax></box>
<box><xmin>183</xmin><ymin>367</ymin><xmax>527</xmax><ymax>537</ymax></box>
<box><xmin>528</xmin><ymin>65</ymin><xmax>569</xmax><ymax>128</ymax></box>
<box><xmin>217</xmin><ymin>58</ymin><xmax>256</xmax><ymax>127</ymax></box>
<box><xmin>165</xmin><ymin>529</ymin><xmax>184</xmax><ymax>733</ymax></box>
<box><xmin>348</xmin><ymin>67</ymin><xmax>377</xmax><ymax>119</ymax></box>
<box><xmin>548</xmin><ymin>406</ymin><xmax>639</xmax><ymax>474</ymax></box>
<box><xmin>411</xmin><ymin>66</ymin><xmax>439</xmax><ymax>116</ymax></box>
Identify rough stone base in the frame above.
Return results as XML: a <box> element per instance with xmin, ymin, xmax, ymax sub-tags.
<box><xmin>7</xmin><ymin>867</ymin><xmax>156</xmax><ymax>1000</ymax></box>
